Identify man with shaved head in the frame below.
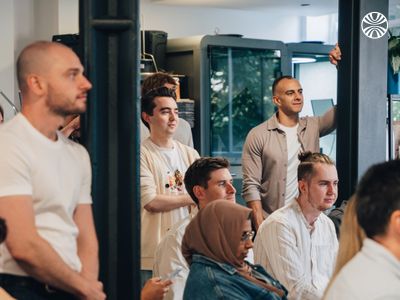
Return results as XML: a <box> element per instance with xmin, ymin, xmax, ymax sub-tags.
<box><xmin>242</xmin><ymin>46</ymin><xmax>342</xmax><ymax>231</ymax></box>
<box><xmin>242</xmin><ymin>74</ymin><xmax>337</xmax><ymax>231</ymax></box>
<box><xmin>0</xmin><ymin>41</ymin><xmax>105</xmax><ymax>299</ymax></box>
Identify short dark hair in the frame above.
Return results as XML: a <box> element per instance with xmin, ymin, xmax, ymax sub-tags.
<box><xmin>356</xmin><ymin>160</ymin><xmax>400</xmax><ymax>238</ymax></box>
<box><xmin>0</xmin><ymin>104</ymin><xmax>3</xmax><ymax>120</ymax></box>
<box><xmin>141</xmin><ymin>72</ymin><xmax>177</xmax><ymax>96</ymax></box>
<box><xmin>297</xmin><ymin>151</ymin><xmax>335</xmax><ymax>182</ymax></box>
<box><xmin>184</xmin><ymin>157</ymin><xmax>230</xmax><ymax>206</ymax></box>
<box><xmin>141</xmin><ymin>86</ymin><xmax>176</xmax><ymax>130</ymax></box>
<box><xmin>272</xmin><ymin>75</ymin><xmax>295</xmax><ymax>95</ymax></box>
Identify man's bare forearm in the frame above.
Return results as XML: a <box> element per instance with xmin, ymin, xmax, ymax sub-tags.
<box><xmin>75</xmin><ymin>205</ymin><xmax>100</xmax><ymax>281</ymax></box>
<box><xmin>77</xmin><ymin>244</ymin><xmax>99</xmax><ymax>281</ymax></box>
<box><xmin>0</xmin><ymin>196</ymin><xmax>105</xmax><ymax>299</ymax></box>
<box><xmin>247</xmin><ymin>200</ymin><xmax>265</xmax><ymax>231</ymax></box>
<box><xmin>11</xmin><ymin>235</ymin><xmax>95</xmax><ymax>297</ymax></box>
<box><xmin>144</xmin><ymin>194</ymin><xmax>194</xmax><ymax>213</ymax></box>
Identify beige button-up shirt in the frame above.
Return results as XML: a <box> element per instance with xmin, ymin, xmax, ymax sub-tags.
<box><xmin>241</xmin><ymin>107</ymin><xmax>336</xmax><ymax>215</ymax></box>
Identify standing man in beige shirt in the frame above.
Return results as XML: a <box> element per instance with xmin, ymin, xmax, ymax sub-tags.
<box><xmin>242</xmin><ymin>75</ymin><xmax>337</xmax><ymax>230</ymax></box>
<box><xmin>242</xmin><ymin>46</ymin><xmax>341</xmax><ymax>230</ymax></box>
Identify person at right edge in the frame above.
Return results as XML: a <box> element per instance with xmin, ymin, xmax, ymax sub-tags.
<box><xmin>241</xmin><ymin>44</ymin><xmax>342</xmax><ymax>230</ymax></box>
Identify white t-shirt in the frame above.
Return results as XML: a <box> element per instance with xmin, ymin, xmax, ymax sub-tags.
<box><xmin>154</xmin><ymin>141</ymin><xmax>191</xmax><ymax>225</ymax></box>
<box><xmin>140</xmin><ymin>138</ymin><xmax>199</xmax><ymax>270</ymax></box>
<box><xmin>0</xmin><ymin>114</ymin><xmax>92</xmax><ymax>275</ymax></box>
<box><xmin>279</xmin><ymin>123</ymin><xmax>300</xmax><ymax>205</ymax></box>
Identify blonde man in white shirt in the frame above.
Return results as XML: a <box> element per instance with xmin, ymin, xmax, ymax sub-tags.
<box><xmin>254</xmin><ymin>151</ymin><xmax>338</xmax><ymax>300</ymax></box>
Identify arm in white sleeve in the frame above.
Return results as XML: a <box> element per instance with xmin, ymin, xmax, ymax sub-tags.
<box><xmin>153</xmin><ymin>229</ymin><xmax>189</xmax><ymax>300</ymax></box>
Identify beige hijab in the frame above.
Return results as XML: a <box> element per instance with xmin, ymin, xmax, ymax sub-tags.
<box><xmin>182</xmin><ymin>200</ymin><xmax>286</xmax><ymax>298</ymax></box>
<box><xmin>182</xmin><ymin>200</ymin><xmax>251</xmax><ymax>268</ymax></box>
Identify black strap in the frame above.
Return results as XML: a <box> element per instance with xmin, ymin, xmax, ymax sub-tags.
<box><xmin>0</xmin><ymin>274</ymin><xmax>74</xmax><ymax>299</ymax></box>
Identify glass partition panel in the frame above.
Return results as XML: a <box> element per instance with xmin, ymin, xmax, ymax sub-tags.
<box><xmin>209</xmin><ymin>46</ymin><xmax>281</xmax><ymax>165</ymax></box>
<box><xmin>389</xmin><ymin>95</ymin><xmax>400</xmax><ymax>159</ymax></box>
<box><xmin>294</xmin><ymin>53</ymin><xmax>337</xmax><ymax>160</ymax></box>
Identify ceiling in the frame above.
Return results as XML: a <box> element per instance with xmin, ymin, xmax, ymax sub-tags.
<box><xmin>144</xmin><ymin>0</ymin><xmax>338</xmax><ymax>16</ymax></box>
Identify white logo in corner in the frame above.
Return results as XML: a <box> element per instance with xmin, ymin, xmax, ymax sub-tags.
<box><xmin>361</xmin><ymin>12</ymin><xmax>388</xmax><ymax>39</ymax></box>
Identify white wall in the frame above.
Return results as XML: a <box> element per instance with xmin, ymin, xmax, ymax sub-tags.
<box><xmin>298</xmin><ymin>61</ymin><xmax>337</xmax><ymax>116</ymax></box>
<box><xmin>14</xmin><ymin>0</ymin><xmax>36</xmax><ymax>60</ymax></box>
<box><xmin>306</xmin><ymin>14</ymin><xmax>338</xmax><ymax>45</ymax></box>
<box><xmin>58</xmin><ymin>0</ymin><xmax>79</xmax><ymax>34</ymax></box>
<box><xmin>140</xmin><ymin>2</ymin><xmax>303</xmax><ymax>42</ymax></box>
<box><xmin>14</xmin><ymin>0</ymin><xmax>60</xmax><ymax>63</ymax></box>
<box><xmin>298</xmin><ymin>61</ymin><xmax>337</xmax><ymax>158</ymax></box>
<box><xmin>0</xmin><ymin>0</ymin><xmax>74</xmax><ymax>121</ymax></box>
<box><xmin>0</xmin><ymin>0</ymin><xmax>15</xmax><ymax>121</ymax></box>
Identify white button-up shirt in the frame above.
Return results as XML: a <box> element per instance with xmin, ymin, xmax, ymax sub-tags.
<box><xmin>153</xmin><ymin>214</ymin><xmax>192</xmax><ymax>300</ymax></box>
<box><xmin>254</xmin><ymin>200</ymin><xmax>338</xmax><ymax>300</ymax></box>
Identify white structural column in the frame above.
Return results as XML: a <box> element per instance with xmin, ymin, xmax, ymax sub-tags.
<box><xmin>0</xmin><ymin>0</ymin><xmax>15</xmax><ymax>121</ymax></box>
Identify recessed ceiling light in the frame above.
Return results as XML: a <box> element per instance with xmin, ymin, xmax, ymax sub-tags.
<box><xmin>292</xmin><ymin>57</ymin><xmax>316</xmax><ymax>64</ymax></box>
<box><xmin>301</xmin><ymin>3</ymin><xmax>311</xmax><ymax>6</ymax></box>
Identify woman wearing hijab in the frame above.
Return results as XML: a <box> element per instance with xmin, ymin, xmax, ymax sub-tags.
<box><xmin>182</xmin><ymin>200</ymin><xmax>287</xmax><ymax>300</ymax></box>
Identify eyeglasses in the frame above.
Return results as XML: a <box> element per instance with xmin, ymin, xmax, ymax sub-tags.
<box><xmin>241</xmin><ymin>230</ymin><xmax>255</xmax><ymax>242</ymax></box>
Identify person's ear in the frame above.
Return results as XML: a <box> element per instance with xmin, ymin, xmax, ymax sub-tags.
<box><xmin>272</xmin><ymin>95</ymin><xmax>280</xmax><ymax>106</ymax></box>
<box><xmin>193</xmin><ymin>185</ymin><xmax>205</xmax><ymax>200</ymax></box>
<box><xmin>27</xmin><ymin>74</ymin><xmax>47</xmax><ymax>96</ymax></box>
<box><xmin>298</xmin><ymin>179</ymin><xmax>307</xmax><ymax>194</ymax></box>
<box><xmin>142</xmin><ymin>112</ymin><xmax>151</xmax><ymax>125</ymax></box>
<box><xmin>390</xmin><ymin>210</ymin><xmax>400</xmax><ymax>236</ymax></box>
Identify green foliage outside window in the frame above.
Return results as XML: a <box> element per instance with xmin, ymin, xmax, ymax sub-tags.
<box><xmin>209</xmin><ymin>46</ymin><xmax>280</xmax><ymax>163</ymax></box>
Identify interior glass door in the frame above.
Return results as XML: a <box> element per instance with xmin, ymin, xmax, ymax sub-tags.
<box><xmin>208</xmin><ymin>46</ymin><xmax>281</xmax><ymax>203</ymax></box>
<box><xmin>291</xmin><ymin>48</ymin><xmax>337</xmax><ymax>161</ymax></box>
